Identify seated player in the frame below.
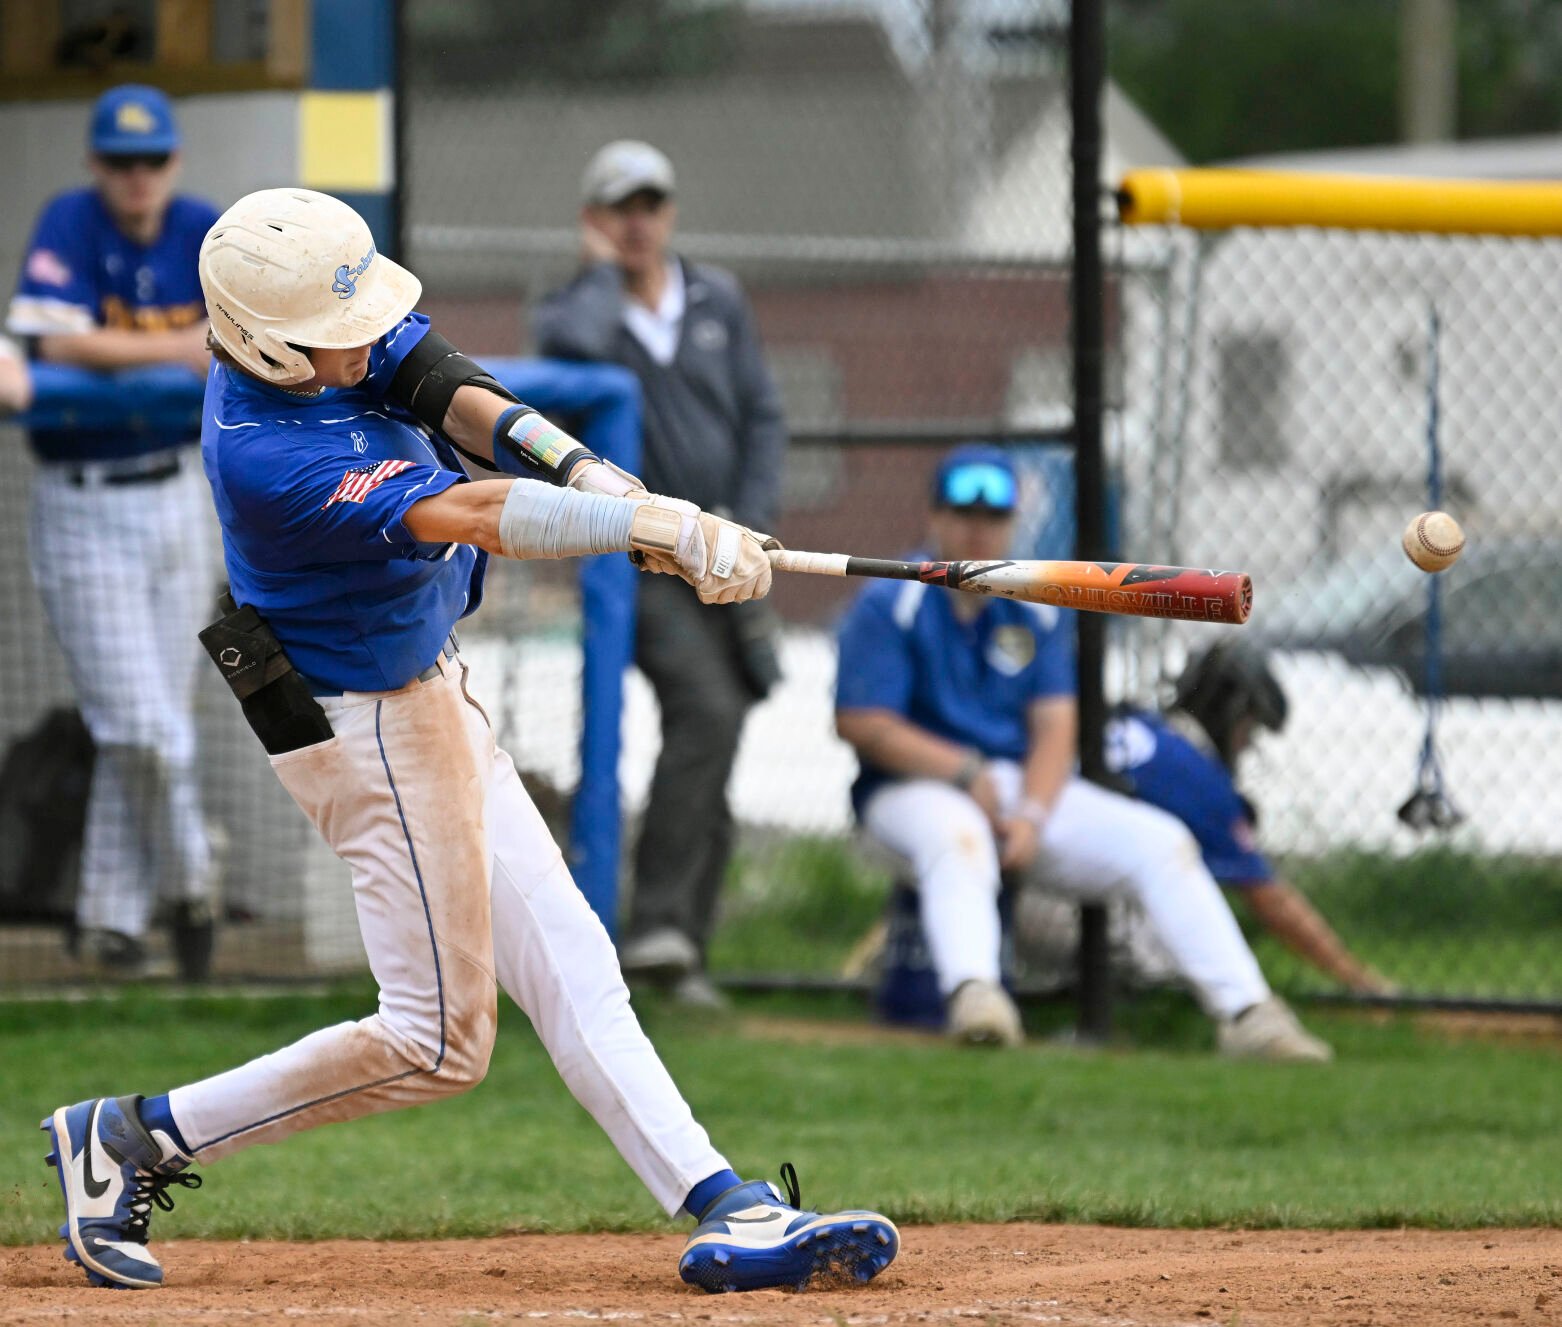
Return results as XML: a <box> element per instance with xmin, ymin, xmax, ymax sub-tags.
<box><xmin>833</xmin><ymin>444</ymin><xmax>1331</xmax><ymax>1060</ymax></box>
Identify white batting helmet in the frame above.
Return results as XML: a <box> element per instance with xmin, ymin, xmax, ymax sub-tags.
<box><xmin>199</xmin><ymin>188</ymin><xmax>421</xmax><ymax>385</ymax></box>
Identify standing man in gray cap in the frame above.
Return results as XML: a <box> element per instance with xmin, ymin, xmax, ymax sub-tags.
<box><xmin>535</xmin><ymin>140</ymin><xmax>788</xmax><ymax>1007</ymax></box>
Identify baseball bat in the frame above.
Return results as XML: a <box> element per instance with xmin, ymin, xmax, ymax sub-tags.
<box><xmin>766</xmin><ymin>549</ymin><xmax>1252</xmax><ymax>624</ymax></box>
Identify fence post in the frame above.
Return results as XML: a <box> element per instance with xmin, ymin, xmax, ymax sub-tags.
<box><xmin>1069</xmin><ymin>0</ymin><xmax>1113</xmax><ymax>1041</ymax></box>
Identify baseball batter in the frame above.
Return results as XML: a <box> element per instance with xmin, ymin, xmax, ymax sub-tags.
<box><xmin>5</xmin><ymin>85</ymin><xmax>218</xmax><ymax>978</ymax></box>
<box><xmin>39</xmin><ymin>189</ymin><xmax>897</xmax><ymax>1296</ymax></box>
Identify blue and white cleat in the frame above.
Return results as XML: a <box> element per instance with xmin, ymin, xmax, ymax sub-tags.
<box><xmin>41</xmin><ymin>1095</ymin><xmax>201</xmax><ymax>1289</ymax></box>
<box><xmin>679</xmin><ymin>1163</ymin><xmax>899</xmax><ymax>1293</ymax></box>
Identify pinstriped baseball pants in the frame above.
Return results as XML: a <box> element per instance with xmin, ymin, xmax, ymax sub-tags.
<box><xmin>29</xmin><ymin>458</ymin><xmax>216</xmax><ymax>939</ymax></box>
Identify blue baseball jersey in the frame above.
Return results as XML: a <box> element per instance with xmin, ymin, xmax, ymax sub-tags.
<box><xmin>201</xmin><ymin>314</ymin><xmax>488</xmax><ymax>694</ymax></box>
<box><xmin>8</xmin><ymin>188</ymin><xmax>219</xmax><ymax>462</ymax></box>
<box><xmin>1104</xmin><ymin>709</ymin><xmax>1272</xmax><ymax>886</ymax></box>
<box><xmin>835</xmin><ymin>573</ymin><xmax>1076</xmax><ymax>814</ymax></box>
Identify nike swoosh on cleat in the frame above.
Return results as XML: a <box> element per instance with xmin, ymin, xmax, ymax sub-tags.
<box><xmin>81</xmin><ymin>1104</ymin><xmax>111</xmax><ymax>1200</ymax></box>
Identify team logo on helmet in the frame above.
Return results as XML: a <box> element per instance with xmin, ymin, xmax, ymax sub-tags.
<box><xmin>332</xmin><ymin>244</ymin><xmax>376</xmax><ymax>300</ymax></box>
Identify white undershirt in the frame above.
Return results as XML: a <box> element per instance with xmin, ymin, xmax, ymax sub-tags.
<box><xmin>621</xmin><ymin>259</ymin><xmax>684</xmax><ymax>367</ymax></box>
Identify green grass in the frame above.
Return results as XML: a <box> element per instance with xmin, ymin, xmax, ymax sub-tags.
<box><xmin>1252</xmin><ymin>850</ymin><xmax>1562</xmax><ymax>998</ymax></box>
<box><xmin>3</xmin><ymin>988</ymin><xmax>1558</xmax><ymax>1244</ymax></box>
<box><xmin>711</xmin><ymin>839</ymin><xmax>1562</xmax><ymax>1001</ymax></box>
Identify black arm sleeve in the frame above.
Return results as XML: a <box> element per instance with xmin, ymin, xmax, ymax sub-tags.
<box><xmin>385</xmin><ymin>330</ymin><xmax>520</xmax><ymax>473</ymax></box>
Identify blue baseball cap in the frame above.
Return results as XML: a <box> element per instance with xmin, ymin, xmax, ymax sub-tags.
<box><xmin>89</xmin><ymin>84</ymin><xmax>180</xmax><ymax>156</ymax></box>
<box><xmin>932</xmin><ymin>444</ymin><xmax>1019</xmax><ymax>512</ymax></box>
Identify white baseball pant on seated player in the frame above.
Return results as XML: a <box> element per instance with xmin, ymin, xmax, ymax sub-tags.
<box><xmin>166</xmin><ymin>652</ymin><xmax>727</xmax><ymax>1213</ymax></box>
<box><xmin>861</xmin><ymin>760</ymin><xmax>1271</xmax><ymax>1021</ymax></box>
<box><xmin>29</xmin><ymin>455</ymin><xmax>216</xmax><ymax>941</ymax></box>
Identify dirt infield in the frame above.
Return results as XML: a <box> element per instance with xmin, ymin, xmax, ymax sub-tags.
<box><xmin>4</xmin><ymin>1224</ymin><xmax>1559</xmax><ymax>1325</ymax></box>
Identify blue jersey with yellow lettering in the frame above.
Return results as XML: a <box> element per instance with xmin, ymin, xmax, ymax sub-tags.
<box><xmin>7</xmin><ymin>187</ymin><xmax>218</xmax><ymax>461</ymax></box>
<box><xmin>201</xmin><ymin>315</ymin><xmax>487</xmax><ymax>694</ymax></box>
<box><xmin>835</xmin><ymin>572</ymin><xmax>1076</xmax><ymax>815</ymax></box>
<box><xmin>1105</xmin><ymin>709</ymin><xmax>1272</xmax><ymax>886</ymax></box>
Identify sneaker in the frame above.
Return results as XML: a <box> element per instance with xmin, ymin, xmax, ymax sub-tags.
<box><xmin>86</xmin><ymin>930</ymin><xmax>148</xmax><ymax>978</ymax></box>
<box><xmin>679</xmin><ymin>1164</ymin><xmax>898</xmax><ymax>1294</ymax></box>
<box><xmin>1218</xmin><ymin>996</ymin><xmax>1334</xmax><ymax>1063</ymax></box>
<box><xmin>618</xmin><ymin>927</ymin><xmax>699</xmax><ymax>983</ymax></box>
<box><xmin>41</xmin><ymin>1095</ymin><xmax>201</xmax><ymax>1288</ymax></box>
<box><xmin>946</xmin><ymin>979</ymin><xmax>1024</xmax><ymax>1047</ymax></box>
<box><xmin>671</xmin><ymin>971</ymin><xmax>731</xmax><ymax>1011</ymax></box>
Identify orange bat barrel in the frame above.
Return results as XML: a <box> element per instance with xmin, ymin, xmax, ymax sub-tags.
<box><xmin>834</xmin><ymin>557</ymin><xmax>1253</xmax><ymax>624</ymax></box>
<box><xmin>1000</xmin><ymin>561</ymin><xmax>1253</xmax><ymax>624</ymax></box>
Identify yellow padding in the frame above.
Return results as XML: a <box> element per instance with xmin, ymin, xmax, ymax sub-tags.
<box><xmin>1119</xmin><ymin>167</ymin><xmax>1562</xmax><ymax>238</ymax></box>
<box><xmin>299</xmin><ymin>91</ymin><xmax>391</xmax><ymax>192</ymax></box>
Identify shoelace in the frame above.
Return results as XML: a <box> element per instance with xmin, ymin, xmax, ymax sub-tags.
<box><xmin>123</xmin><ymin>1171</ymin><xmax>202</xmax><ymax>1245</ymax></box>
<box><xmin>778</xmin><ymin>1161</ymin><xmax>801</xmax><ymax>1209</ymax></box>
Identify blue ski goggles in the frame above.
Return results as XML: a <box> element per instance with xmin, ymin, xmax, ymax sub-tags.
<box><xmin>935</xmin><ymin>461</ymin><xmax>1017</xmax><ymax>512</ymax></box>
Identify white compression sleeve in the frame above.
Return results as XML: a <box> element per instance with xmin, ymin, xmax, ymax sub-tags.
<box><xmin>497</xmin><ymin>478</ymin><xmax>638</xmax><ymax>560</ymax></box>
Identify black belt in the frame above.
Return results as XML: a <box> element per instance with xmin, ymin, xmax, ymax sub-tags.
<box><xmin>64</xmin><ymin>458</ymin><xmax>182</xmax><ymax>487</ymax></box>
<box><xmin>307</xmin><ymin>633</ymin><xmax>459</xmax><ymax>699</ymax></box>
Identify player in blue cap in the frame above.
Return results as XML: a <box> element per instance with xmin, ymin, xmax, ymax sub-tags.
<box><xmin>5</xmin><ymin>84</ymin><xmax>219</xmax><ymax>979</ymax></box>
<box><xmin>836</xmin><ymin>444</ymin><xmax>1332</xmax><ymax>1058</ymax></box>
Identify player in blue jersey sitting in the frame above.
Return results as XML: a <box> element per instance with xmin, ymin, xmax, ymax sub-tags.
<box><xmin>6</xmin><ymin>84</ymin><xmax>219</xmax><ymax>980</ymax></box>
<box><xmin>835</xmin><ymin>445</ymin><xmax>1331</xmax><ymax>1059</ymax></box>
<box><xmin>37</xmin><ymin>189</ymin><xmax>897</xmax><ymax>1296</ymax></box>
<box><xmin>1098</xmin><ymin>642</ymin><xmax>1393</xmax><ymax>996</ymax></box>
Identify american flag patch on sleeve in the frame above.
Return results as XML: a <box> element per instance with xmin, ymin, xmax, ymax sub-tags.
<box><xmin>323</xmin><ymin>458</ymin><xmax>414</xmax><ymax>508</ymax></box>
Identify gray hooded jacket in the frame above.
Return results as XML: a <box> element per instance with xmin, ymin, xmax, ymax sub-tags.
<box><xmin>533</xmin><ymin>257</ymin><xmax>787</xmax><ymax>532</ymax></box>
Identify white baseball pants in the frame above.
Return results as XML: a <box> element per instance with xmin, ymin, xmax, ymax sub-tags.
<box><xmin>861</xmin><ymin>763</ymin><xmax>1270</xmax><ymax>1020</ymax></box>
<box><xmin>29</xmin><ymin>455</ymin><xmax>216</xmax><ymax>938</ymax></box>
<box><xmin>167</xmin><ymin>654</ymin><xmax>728</xmax><ymax>1216</ymax></box>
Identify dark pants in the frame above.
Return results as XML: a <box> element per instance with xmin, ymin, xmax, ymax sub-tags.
<box><xmin>629</xmin><ymin>574</ymin><xmax>755</xmax><ymax>960</ymax></box>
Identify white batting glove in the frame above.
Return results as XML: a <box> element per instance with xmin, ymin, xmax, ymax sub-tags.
<box><xmin>628</xmin><ymin>496</ymin><xmax>774</xmax><ymax>604</ymax></box>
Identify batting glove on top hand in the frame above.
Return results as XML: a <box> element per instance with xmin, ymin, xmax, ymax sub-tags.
<box><xmin>628</xmin><ymin>496</ymin><xmax>774</xmax><ymax>604</ymax></box>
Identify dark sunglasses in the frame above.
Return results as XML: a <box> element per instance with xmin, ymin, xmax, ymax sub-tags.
<box><xmin>100</xmin><ymin>152</ymin><xmax>172</xmax><ymax>172</ymax></box>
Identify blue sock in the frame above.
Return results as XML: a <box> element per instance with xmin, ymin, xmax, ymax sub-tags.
<box><xmin>136</xmin><ymin>1094</ymin><xmax>192</xmax><ymax>1158</ymax></box>
<box><xmin>684</xmin><ymin>1168</ymin><xmax>744</xmax><ymax>1219</ymax></box>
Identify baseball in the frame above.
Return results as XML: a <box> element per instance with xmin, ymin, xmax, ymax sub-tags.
<box><xmin>1401</xmin><ymin>510</ymin><xmax>1465</xmax><ymax>573</ymax></box>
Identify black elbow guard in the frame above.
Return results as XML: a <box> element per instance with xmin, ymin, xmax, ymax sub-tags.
<box><xmin>387</xmin><ymin>329</ymin><xmax>597</xmax><ymax>485</ymax></box>
<box><xmin>386</xmin><ymin>330</ymin><xmax>519</xmax><ymax>470</ymax></box>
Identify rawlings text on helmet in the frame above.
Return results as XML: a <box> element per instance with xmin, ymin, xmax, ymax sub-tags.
<box><xmin>332</xmin><ymin>244</ymin><xmax>375</xmax><ymax>300</ymax></box>
<box><xmin>212</xmin><ymin>298</ymin><xmax>254</xmax><ymax>345</ymax></box>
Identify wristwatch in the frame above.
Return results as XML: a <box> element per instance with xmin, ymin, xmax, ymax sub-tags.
<box><xmin>951</xmin><ymin>751</ymin><xmax>985</xmax><ymax>791</ymax></box>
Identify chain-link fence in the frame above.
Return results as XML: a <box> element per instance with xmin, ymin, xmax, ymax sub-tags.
<box><xmin>1110</xmin><ymin>209</ymin><xmax>1562</xmax><ymax>1007</ymax></box>
<box><xmin>0</xmin><ymin>1</ymin><xmax>1081</xmax><ymax>989</ymax></box>
<box><xmin>397</xmin><ymin>3</ymin><xmax>1088</xmax><ymax>1001</ymax></box>
<box><xmin>9</xmin><ymin>2</ymin><xmax>1552</xmax><ymax>1013</ymax></box>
